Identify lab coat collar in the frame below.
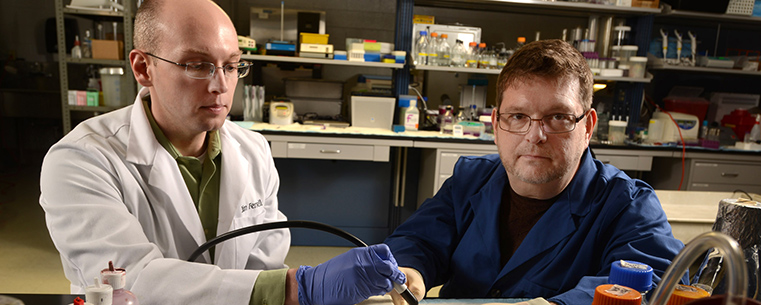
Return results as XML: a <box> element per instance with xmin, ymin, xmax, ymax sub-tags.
<box><xmin>126</xmin><ymin>87</ymin><xmax>162</xmax><ymax>166</ymax></box>
<box><xmin>492</xmin><ymin>148</ymin><xmax>596</xmax><ymax>280</ymax></box>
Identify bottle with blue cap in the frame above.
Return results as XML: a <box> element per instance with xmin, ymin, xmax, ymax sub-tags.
<box><xmin>609</xmin><ymin>260</ymin><xmax>654</xmax><ymax>305</ymax></box>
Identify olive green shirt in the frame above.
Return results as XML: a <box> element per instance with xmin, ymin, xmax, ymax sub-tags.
<box><xmin>142</xmin><ymin>99</ymin><xmax>287</xmax><ymax>305</ymax></box>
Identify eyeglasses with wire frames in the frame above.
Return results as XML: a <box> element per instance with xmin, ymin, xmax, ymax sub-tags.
<box><xmin>496</xmin><ymin>110</ymin><xmax>589</xmax><ymax>134</ymax></box>
<box><xmin>145</xmin><ymin>52</ymin><xmax>251</xmax><ymax>79</ymax></box>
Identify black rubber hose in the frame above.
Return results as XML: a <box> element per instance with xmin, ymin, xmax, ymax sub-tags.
<box><xmin>187</xmin><ymin>220</ymin><xmax>367</xmax><ymax>263</ymax></box>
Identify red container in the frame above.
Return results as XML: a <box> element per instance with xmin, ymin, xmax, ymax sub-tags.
<box><xmin>721</xmin><ymin>109</ymin><xmax>756</xmax><ymax>141</ymax></box>
<box><xmin>663</xmin><ymin>97</ymin><xmax>711</xmax><ymax>122</ymax></box>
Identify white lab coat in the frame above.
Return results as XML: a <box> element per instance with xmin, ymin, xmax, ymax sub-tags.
<box><xmin>40</xmin><ymin>88</ymin><xmax>290</xmax><ymax>305</ymax></box>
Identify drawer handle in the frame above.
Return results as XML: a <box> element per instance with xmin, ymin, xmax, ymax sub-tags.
<box><xmin>721</xmin><ymin>172</ymin><xmax>739</xmax><ymax>178</ymax></box>
<box><xmin>319</xmin><ymin>149</ymin><xmax>341</xmax><ymax>154</ymax></box>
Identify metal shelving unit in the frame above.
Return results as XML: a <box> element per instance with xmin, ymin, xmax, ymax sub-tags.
<box><xmin>54</xmin><ymin>0</ymin><xmax>136</xmax><ymax>134</ymax></box>
<box><xmin>413</xmin><ymin>65</ymin><xmax>654</xmax><ymax>83</ymax></box>
<box><xmin>649</xmin><ymin>63</ymin><xmax>761</xmax><ymax>76</ymax></box>
<box><xmin>241</xmin><ymin>54</ymin><xmax>404</xmax><ymax>69</ymax></box>
<box><xmin>414</xmin><ymin>0</ymin><xmax>661</xmax><ymax>17</ymax></box>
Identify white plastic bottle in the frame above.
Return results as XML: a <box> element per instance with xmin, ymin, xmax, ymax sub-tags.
<box><xmin>403</xmin><ymin>99</ymin><xmax>420</xmax><ymax>131</ymax></box>
<box><xmin>749</xmin><ymin>114</ymin><xmax>761</xmax><ymax>143</ymax></box>
<box><xmin>101</xmin><ymin>261</ymin><xmax>139</xmax><ymax>305</ymax></box>
<box><xmin>438</xmin><ymin>34</ymin><xmax>451</xmax><ymax>66</ymax></box>
<box><xmin>71</xmin><ymin>35</ymin><xmax>83</xmax><ymax>59</ymax></box>
<box><xmin>427</xmin><ymin>32</ymin><xmax>440</xmax><ymax>66</ymax></box>
<box><xmin>414</xmin><ymin>31</ymin><xmax>428</xmax><ymax>66</ymax></box>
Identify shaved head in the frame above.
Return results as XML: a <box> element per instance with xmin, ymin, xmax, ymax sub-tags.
<box><xmin>133</xmin><ymin>0</ymin><xmax>234</xmax><ymax>54</ymax></box>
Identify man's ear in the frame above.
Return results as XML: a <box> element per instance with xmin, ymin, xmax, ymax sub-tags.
<box><xmin>129</xmin><ymin>49</ymin><xmax>153</xmax><ymax>87</ymax></box>
<box><xmin>585</xmin><ymin>108</ymin><xmax>598</xmax><ymax>142</ymax></box>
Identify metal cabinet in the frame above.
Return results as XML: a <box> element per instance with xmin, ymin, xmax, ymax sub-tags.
<box><xmin>54</xmin><ymin>0</ymin><xmax>136</xmax><ymax>134</ymax></box>
<box><xmin>687</xmin><ymin>159</ymin><xmax>761</xmax><ymax>194</ymax></box>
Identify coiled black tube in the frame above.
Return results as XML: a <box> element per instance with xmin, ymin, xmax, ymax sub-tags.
<box><xmin>187</xmin><ymin>220</ymin><xmax>367</xmax><ymax>262</ymax></box>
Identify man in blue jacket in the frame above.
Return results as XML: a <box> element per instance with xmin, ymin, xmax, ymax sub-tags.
<box><xmin>385</xmin><ymin>39</ymin><xmax>684</xmax><ymax>305</ymax></box>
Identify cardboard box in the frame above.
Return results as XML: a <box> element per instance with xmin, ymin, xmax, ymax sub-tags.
<box><xmin>632</xmin><ymin>0</ymin><xmax>659</xmax><ymax>8</ymax></box>
<box><xmin>92</xmin><ymin>39</ymin><xmax>124</xmax><ymax>60</ymax></box>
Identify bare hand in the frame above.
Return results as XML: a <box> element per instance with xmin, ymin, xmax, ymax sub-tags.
<box><xmin>390</xmin><ymin>267</ymin><xmax>425</xmax><ymax>305</ymax></box>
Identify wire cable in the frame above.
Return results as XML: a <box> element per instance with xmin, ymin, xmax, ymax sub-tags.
<box><xmin>186</xmin><ymin>220</ymin><xmax>419</xmax><ymax>305</ymax></box>
<box><xmin>187</xmin><ymin>220</ymin><xmax>366</xmax><ymax>262</ymax></box>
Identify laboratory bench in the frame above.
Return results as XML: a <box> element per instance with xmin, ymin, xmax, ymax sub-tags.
<box><xmin>238</xmin><ymin>122</ymin><xmax>761</xmax><ymax>246</ymax></box>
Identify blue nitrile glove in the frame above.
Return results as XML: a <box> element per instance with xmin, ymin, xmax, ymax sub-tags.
<box><xmin>296</xmin><ymin>244</ymin><xmax>406</xmax><ymax>305</ymax></box>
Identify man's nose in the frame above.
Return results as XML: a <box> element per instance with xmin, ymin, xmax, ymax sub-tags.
<box><xmin>208</xmin><ymin>67</ymin><xmax>229</xmax><ymax>94</ymax></box>
<box><xmin>525</xmin><ymin>119</ymin><xmax>547</xmax><ymax>143</ymax></box>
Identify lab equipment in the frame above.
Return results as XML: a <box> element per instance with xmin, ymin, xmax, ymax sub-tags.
<box><xmin>411</xmin><ymin>23</ymin><xmax>482</xmax><ymax>55</ymax></box>
<box><xmin>749</xmin><ymin>115</ymin><xmax>760</xmax><ymax>142</ymax></box>
<box><xmin>101</xmin><ymin>261</ymin><xmax>139</xmax><ymax>305</ymax></box>
<box><xmin>688</xmin><ymin>31</ymin><xmax>697</xmax><ymax>66</ymax></box>
<box><xmin>351</xmin><ymin>96</ymin><xmax>395</xmax><ymax>130</ymax></box>
<box><xmin>86</xmin><ymin>277</ymin><xmax>113</xmax><ymax>305</ymax></box>
<box><xmin>614</xmin><ymin>25</ymin><xmax>631</xmax><ymax>46</ymax></box>
<box><xmin>660</xmin><ymin>29</ymin><xmax>668</xmax><ymax>63</ymax></box>
<box><xmin>466</xmin><ymin>42</ymin><xmax>478</xmax><ymax>68</ymax></box>
<box><xmin>694</xmin><ymin>199</ymin><xmax>761</xmax><ymax>300</ymax></box>
<box><xmin>82</xmin><ymin>30</ymin><xmax>92</xmax><ymax>58</ymax></box>
<box><xmin>439</xmin><ymin>34</ymin><xmax>451</xmax><ymax>66</ymax></box>
<box><xmin>440</xmin><ymin>105</ymin><xmax>455</xmax><ymax>134</ymax></box>
<box><xmin>647</xmin><ymin>232</ymin><xmax>747</xmax><ymax>305</ymax></box>
<box><xmin>674</xmin><ymin>30</ymin><xmax>683</xmax><ymax>65</ymax></box>
<box><xmin>609</xmin><ymin>260</ymin><xmax>654</xmax><ymax>304</ymax></box>
<box><xmin>269</xmin><ymin>101</ymin><xmax>294</xmax><ymax>125</ymax></box>
<box><xmin>592</xmin><ymin>284</ymin><xmax>642</xmax><ymax>305</ymax></box>
<box><xmin>187</xmin><ymin>220</ymin><xmax>418</xmax><ymax>305</ymax></box>
<box><xmin>427</xmin><ymin>32</ymin><xmax>440</xmax><ymax>66</ymax></box>
<box><xmin>651</xmin><ymin>111</ymin><xmax>700</xmax><ymax>143</ymax></box>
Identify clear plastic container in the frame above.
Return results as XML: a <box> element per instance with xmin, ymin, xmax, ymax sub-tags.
<box><xmin>620</xmin><ymin>45</ymin><xmax>639</xmax><ymax>65</ymax></box>
<box><xmin>100</xmin><ymin>67</ymin><xmax>124</xmax><ymax>107</ymax></box>
<box><xmin>628</xmin><ymin>56</ymin><xmax>648</xmax><ymax>78</ymax></box>
<box><xmin>608</xmin><ymin>120</ymin><xmax>628</xmax><ymax>145</ymax></box>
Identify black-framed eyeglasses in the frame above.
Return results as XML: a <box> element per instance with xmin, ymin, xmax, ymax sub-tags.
<box><xmin>496</xmin><ymin>110</ymin><xmax>589</xmax><ymax>134</ymax></box>
<box><xmin>145</xmin><ymin>52</ymin><xmax>251</xmax><ymax>79</ymax></box>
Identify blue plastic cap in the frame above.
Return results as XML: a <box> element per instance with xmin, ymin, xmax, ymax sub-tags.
<box><xmin>608</xmin><ymin>260</ymin><xmax>654</xmax><ymax>292</ymax></box>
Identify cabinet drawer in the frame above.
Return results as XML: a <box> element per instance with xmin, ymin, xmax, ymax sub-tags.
<box><xmin>691</xmin><ymin>161</ymin><xmax>761</xmax><ymax>185</ymax></box>
<box><xmin>286</xmin><ymin>143</ymin><xmax>375</xmax><ymax>161</ymax></box>
<box><xmin>595</xmin><ymin>155</ymin><xmax>652</xmax><ymax>171</ymax></box>
<box><xmin>439</xmin><ymin>152</ymin><xmax>487</xmax><ymax>175</ymax></box>
<box><xmin>689</xmin><ymin>183</ymin><xmax>761</xmax><ymax>194</ymax></box>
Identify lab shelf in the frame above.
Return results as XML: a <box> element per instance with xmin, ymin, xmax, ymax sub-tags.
<box><xmin>414</xmin><ymin>64</ymin><xmax>653</xmax><ymax>82</ymax></box>
<box><xmin>241</xmin><ymin>54</ymin><xmax>404</xmax><ymax>69</ymax></box>
<box><xmin>66</xmin><ymin>57</ymin><xmax>127</xmax><ymax>66</ymax></box>
<box><xmin>414</xmin><ymin>0</ymin><xmax>661</xmax><ymax>17</ymax></box>
<box><xmin>648</xmin><ymin>64</ymin><xmax>761</xmax><ymax>76</ymax></box>
<box><xmin>62</xmin><ymin>7</ymin><xmax>126</xmax><ymax>18</ymax></box>
<box><xmin>659</xmin><ymin>8</ymin><xmax>761</xmax><ymax>25</ymax></box>
<box><xmin>68</xmin><ymin>105</ymin><xmax>123</xmax><ymax>112</ymax></box>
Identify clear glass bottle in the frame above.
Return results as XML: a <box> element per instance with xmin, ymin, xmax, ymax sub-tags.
<box><xmin>82</xmin><ymin>30</ymin><xmax>92</xmax><ymax>58</ymax></box>
<box><xmin>466</xmin><ymin>42</ymin><xmax>479</xmax><ymax>68</ymax></box>
<box><xmin>441</xmin><ymin>105</ymin><xmax>455</xmax><ymax>135</ymax></box>
<box><xmin>477</xmin><ymin>43</ymin><xmax>488</xmax><ymax>68</ymax></box>
<box><xmin>487</xmin><ymin>47</ymin><xmax>498</xmax><ymax>69</ymax></box>
<box><xmin>450</xmin><ymin>40</ymin><xmax>468</xmax><ymax>67</ymax></box>
<box><xmin>414</xmin><ymin>31</ymin><xmax>428</xmax><ymax>66</ymax></box>
<box><xmin>427</xmin><ymin>32</ymin><xmax>440</xmax><ymax>66</ymax></box>
<box><xmin>515</xmin><ymin>37</ymin><xmax>526</xmax><ymax>51</ymax></box>
<box><xmin>497</xmin><ymin>43</ymin><xmax>509</xmax><ymax>69</ymax></box>
<box><xmin>71</xmin><ymin>35</ymin><xmax>82</xmax><ymax>59</ymax></box>
<box><xmin>438</xmin><ymin>34</ymin><xmax>451</xmax><ymax>66</ymax></box>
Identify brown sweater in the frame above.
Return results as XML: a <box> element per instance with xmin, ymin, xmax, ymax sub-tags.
<box><xmin>499</xmin><ymin>184</ymin><xmax>558</xmax><ymax>267</ymax></box>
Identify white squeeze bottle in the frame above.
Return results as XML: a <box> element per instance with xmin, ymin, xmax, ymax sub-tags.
<box><xmin>101</xmin><ymin>261</ymin><xmax>139</xmax><ymax>305</ymax></box>
<box><xmin>404</xmin><ymin>99</ymin><xmax>420</xmax><ymax>131</ymax></box>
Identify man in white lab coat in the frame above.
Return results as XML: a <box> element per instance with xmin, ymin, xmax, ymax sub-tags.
<box><xmin>39</xmin><ymin>0</ymin><xmax>405</xmax><ymax>304</ymax></box>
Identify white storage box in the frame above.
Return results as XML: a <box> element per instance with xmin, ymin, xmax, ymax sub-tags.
<box><xmin>350</xmin><ymin>96</ymin><xmax>395</xmax><ymax>130</ymax></box>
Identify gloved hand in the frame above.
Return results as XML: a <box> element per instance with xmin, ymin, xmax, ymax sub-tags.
<box><xmin>296</xmin><ymin>244</ymin><xmax>406</xmax><ymax>305</ymax></box>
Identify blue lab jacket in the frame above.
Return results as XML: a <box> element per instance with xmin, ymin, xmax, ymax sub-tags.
<box><xmin>385</xmin><ymin>148</ymin><xmax>684</xmax><ymax>305</ymax></box>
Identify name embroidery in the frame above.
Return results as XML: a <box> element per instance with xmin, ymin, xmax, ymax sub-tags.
<box><xmin>241</xmin><ymin>199</ymin><xmax>263</xmax><ymax>214</ymax></box>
